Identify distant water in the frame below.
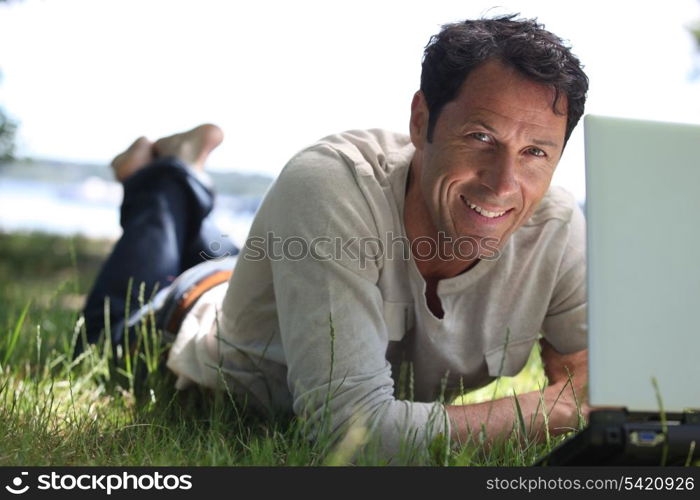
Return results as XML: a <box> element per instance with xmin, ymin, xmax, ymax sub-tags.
<box><xmin>0</xmin><ymin>177</ymin><xmax>256</xmax><ymax>247</ymax></box>
<box><xmin>0</xmin><ymin>176</ymin><xmax>587</xmax><ymax>244</ymax></box>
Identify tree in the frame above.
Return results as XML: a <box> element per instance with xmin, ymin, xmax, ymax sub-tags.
<box><xmin>0</xmin><ymin>109</ymin><xmax>17</xmax><ymax>161</ymax></box>
<box><xmin>0</xmin><ymin>69</ymin><xmax>18</xmax><ymax>161</ymax></box>
<box><xmin>0</xmin><ymin>0</ymin><xmax>19</xmax><ymax>160</ymax></box>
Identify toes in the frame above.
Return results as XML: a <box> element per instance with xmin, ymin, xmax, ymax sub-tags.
<box><xmin>110</xmin><ymin>136</ymin><xmax>155</xmax><ymax>182</ymax></box>
<box><xmin>110</xmin><ymin>151</ymin><xmax>124</xmax><ymax>169</ymax></box>
<box><xmin>129</xmin><ymin>136</ymin><xmax>148</xmax><ymax>149</ymax></box>
<box><xmin>129</xmin><ymin>136</ymin><xmax>153</xmax><ymax>154</ymax></box>
<box><xmin>197</xmin><ymin>124</ymin><xmax>224</xmax><ymax>147</ymax></box>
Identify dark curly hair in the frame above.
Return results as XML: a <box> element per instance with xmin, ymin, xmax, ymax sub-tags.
<box><xmin>420</xmin><ymin>14</ymin><xmax>588</xmax><ymax>146</ymax></box>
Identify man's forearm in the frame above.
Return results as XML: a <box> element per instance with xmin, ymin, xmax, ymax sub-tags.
<box><xmin>446</xmin><ymin>381</ymin><xmax>584</xmax><ymax>447</ymax></box>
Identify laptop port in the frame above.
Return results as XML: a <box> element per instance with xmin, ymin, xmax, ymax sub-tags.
<box><xmin>630</xmin><ymin>430</ymin><xmax>665</xmax><ymax>447</ymax></box>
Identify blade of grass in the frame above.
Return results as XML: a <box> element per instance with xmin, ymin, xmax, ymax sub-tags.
<box><xmin>512</xmin><ymin>388</ymin><xmax>528</xmax><ymax>448</ymax></box>
<box><xmin>537</xmin><ymin>383</ymin><xmax>551</xmax><ymax>450</ymax></box>
<box><xmin>684</xmin><ymin>440</ymin><xmax>696</xmax><ymax>467</ymax></box>
<box><xmin>2</xmin><ymin>300</ymin><xmax>31</xmax><ymax>368</ymax></box>
<box><xmin>123</xmin><ymin>277</ymin><xmax>134</xmax><ymax>391</ymax></box>
<box><xmin>651</xmin><ymin>376</ymin><xmax>669</xmax><ymax>466</ymax></box>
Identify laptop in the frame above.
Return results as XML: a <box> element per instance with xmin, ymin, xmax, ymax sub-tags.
<box><xmin>536</xmin><ymin>114</ymin><xmax>700</xmax><ymax>465</ymax></box>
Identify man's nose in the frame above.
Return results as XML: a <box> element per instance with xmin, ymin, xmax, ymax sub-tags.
<box><xmin>481</xmin><ymin>152</ymin><xmax>519</xmax><ymax>198</ymax></box>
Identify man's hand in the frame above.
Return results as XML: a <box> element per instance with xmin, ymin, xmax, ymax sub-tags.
<box><xmin>446</xmin><ymin>339</ymin><xmax>588</xmax><ymax>448</ymax></box>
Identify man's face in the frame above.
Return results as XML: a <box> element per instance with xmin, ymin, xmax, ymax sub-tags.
<box><xmin>409</xmin><ymin>59</ymin><xmax>568</xmax><ymax>252</ymax></box>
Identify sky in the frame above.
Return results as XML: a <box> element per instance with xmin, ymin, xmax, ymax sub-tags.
<box><xmin>1</xmin><ymin>0</ymin><xmax>699</xmax><ymax>200</ymax></box>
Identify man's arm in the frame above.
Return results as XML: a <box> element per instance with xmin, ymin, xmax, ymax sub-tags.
<box><xmin>446</xmin><ymin>338</ymin><xmax>588</xmax><ymax>447</ymax></box>
<box><xmin>254</xmin><ymin>144</ymin><xmax>448</xmax><ymax>460</ymax></box>
<box><xmin>446</xmin><ymin>192</ymin><xmax>589</xmax><ymax>448</ymax></box>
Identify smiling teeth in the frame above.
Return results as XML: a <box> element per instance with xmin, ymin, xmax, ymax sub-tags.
<box><xmin>466</xmin><ymin>199</ymin><xmax>506</xmax><ymax>218</ymax></box>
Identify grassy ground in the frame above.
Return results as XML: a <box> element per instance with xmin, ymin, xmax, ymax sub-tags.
<box><xmin>0</xmin><ymin>230</ymin><xmax>584</xmax><ymax>466</ymax></box>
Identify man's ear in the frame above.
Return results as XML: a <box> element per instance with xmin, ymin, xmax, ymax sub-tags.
<box><xmin>409</xmin><ymin>90</ymin><xmax>429</xmax><ymax>151</ymax></box>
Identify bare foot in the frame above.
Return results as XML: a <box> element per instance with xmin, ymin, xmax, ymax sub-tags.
<box><xmin>110</xmin><ymin>136</ymin><xmax>155</xmax><ymax>183</ymax></box>
<box><xmin>153</xmin><ymin>124</ymin><xmax>224</xmax><ymax>172</ymax></box>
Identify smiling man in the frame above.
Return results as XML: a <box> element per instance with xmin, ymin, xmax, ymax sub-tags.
<box><xmin>83</xmin><ymin>14</ymin><xmax>590</xmax><ymax>463</ymax></box>
<box><xmin>403</xmin><ymin>48</ymin><xmax>588</xmax><ymax>448</ymax></box>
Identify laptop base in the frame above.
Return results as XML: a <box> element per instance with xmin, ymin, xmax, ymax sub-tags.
<box><xmin>535</xmin><ymin>409</ymin><xmax>700</xmax><ymax>466</ymax></box>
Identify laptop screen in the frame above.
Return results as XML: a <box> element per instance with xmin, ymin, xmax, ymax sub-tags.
<box><xmin>584</xmin><ymin>115</ymin><xmax>700</xmax><ymax>413</ymax></box>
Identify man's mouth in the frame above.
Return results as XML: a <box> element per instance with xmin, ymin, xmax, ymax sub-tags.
<box><xmin>460</xmin><ymin>195</ymin><xmax>510</xmax><ymax>219</ymax></box>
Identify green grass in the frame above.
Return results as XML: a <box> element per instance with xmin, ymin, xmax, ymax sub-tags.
<box><xmin>0</xmin><ymin>230</ymin><xmax>592</xmax><ymax>466</ymax></box>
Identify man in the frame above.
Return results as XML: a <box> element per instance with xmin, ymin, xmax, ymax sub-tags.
<box><xmin>83</xmin><ymin>15</ymin><xmax>589</xmax><ymax>462</ymax></box>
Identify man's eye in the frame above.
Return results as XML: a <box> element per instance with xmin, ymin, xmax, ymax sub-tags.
<box><xmin>471</xmin><ymin>132</ymin><xmax>491</xmax><ymax>143</ymax></box>
<box><xmin>527</xmin><ymin>147</ymin><xmax>546</xmax><ymax>157</ymax></box>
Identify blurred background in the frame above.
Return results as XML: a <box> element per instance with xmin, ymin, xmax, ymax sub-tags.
<box><xmin>0</xmin><ymin>0</ymin><xmax>699</xmax><ymax>242</ymax></box>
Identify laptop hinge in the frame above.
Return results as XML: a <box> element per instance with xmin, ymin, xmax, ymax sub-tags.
<box><xmin>591</xmin><ymin>408</ymin><xmax>700</xmax><ymax>424</ymax></box>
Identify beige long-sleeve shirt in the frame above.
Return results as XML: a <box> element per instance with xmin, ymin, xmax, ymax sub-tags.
<box><xmin>166</xmin><ymin>129</ymin><xmax>587</xmax><ymax>460</ymax></box>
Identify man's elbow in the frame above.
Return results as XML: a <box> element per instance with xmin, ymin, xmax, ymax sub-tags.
<box><xmin>540</xmin><ymin>338</ymin><xmax>588</xmax><ymax>388</ymax></box>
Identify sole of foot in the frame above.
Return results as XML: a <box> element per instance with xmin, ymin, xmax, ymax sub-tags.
<box><xmin>153</xmin><ymin>124</ymin><xmax>224</xmax><ymax>172</ymax></box>
<box><xmin>110</xmin><ymin>136</ymin><xmax>155</xmax><ymax>183</ymax></box>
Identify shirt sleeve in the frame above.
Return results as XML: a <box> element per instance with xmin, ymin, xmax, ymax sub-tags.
<box><xmin>262</xmin><ymin>144</ymin><xmax>449</xmax><ymax>462</ymax></box>
<box><xmin>541</xmin><ymin>199</ymin><xmax>588</xmax><ymax>354</ymax></box>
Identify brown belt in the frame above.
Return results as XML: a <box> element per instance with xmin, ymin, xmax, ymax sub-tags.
<box><xmin>165</xmin><ymin>270</ymin><xmax>233</xmax><ymax>334</ymax></box>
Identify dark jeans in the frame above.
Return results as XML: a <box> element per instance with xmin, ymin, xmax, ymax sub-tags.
<box><xmin>79</xmin><ymin>157</ymin><xmax>239</xmax><ymax>353</ymax></box>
